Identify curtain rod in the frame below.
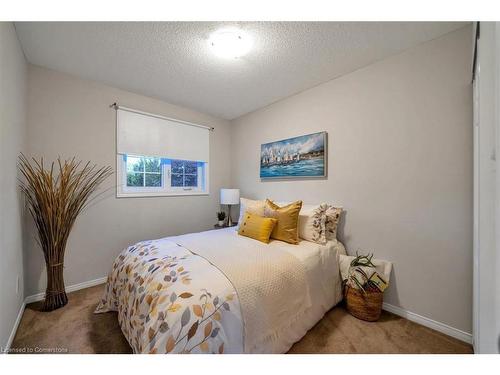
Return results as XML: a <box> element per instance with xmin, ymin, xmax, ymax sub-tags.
<box><xmin>109</xmin><ymin>103</ymin><xmax>215</xmax><ymax>131</ymax></box>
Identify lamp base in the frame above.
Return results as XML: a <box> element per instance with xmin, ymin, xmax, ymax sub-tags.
<box><xmin>227</xmin><ymin>205</ymin><xmax>234</xmax><ymax>227</ymax></box>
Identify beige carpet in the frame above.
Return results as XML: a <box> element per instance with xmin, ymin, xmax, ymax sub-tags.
<box><xmin>11</xmin><ymin>284</ymin><xmax>472</xmax><ymax>354</ymax></box>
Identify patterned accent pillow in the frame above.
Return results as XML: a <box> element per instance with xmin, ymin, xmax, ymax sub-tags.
<box><xmin>325</xmin><ymin>206</ymin><xmax>343</xmax><ymax>240</ymax></box>
<box><xmin>298</xmin><ymin>203</ymin><xmax>328</xmax><ymax>244</ymax></box>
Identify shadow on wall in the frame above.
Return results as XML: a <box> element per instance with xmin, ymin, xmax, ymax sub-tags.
<box><xmin>384</xmin><ymin>267</ymin><xmax>400</xmax><ymax>307</ymax></box>
<box><xmin>336</xmin><ymin>210</ymin><xmax>400</xmax><ymax>307</ymax></box>
<box><xmin>336</xmin><ymin>211</ymin><xmax>348</xmax><ymax>246</ymax></box>
<box><xmin>22</xmin><ymin>212</ymin><xmax>44</xmax><ymax>298</ymax></box>
<box><xmin>17</xmin><ymin>186</ymin><xmax>27</xmax><ymax>299</ymax></box>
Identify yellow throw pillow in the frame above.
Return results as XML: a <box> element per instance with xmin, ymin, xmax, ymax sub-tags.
<box><xmin>238</xmin><ymin>212</ymin><xmax>278</xmax><ymax>244</ymax></box>
<box><xmin>264</xmin><ymin>199</ymin><xmax>303</xmax><ymax>244</ymax></box>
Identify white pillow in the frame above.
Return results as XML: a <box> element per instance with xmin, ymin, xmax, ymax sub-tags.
<box><xmin>325</xmin><ymin>206</ymin><xmax>343</xmax><ymax>240</ymax></box>
<box><xmin>236</xmin><ymin>198</ymin><xmax>266</xmax><ymax>230</ymax></box>
<box><xmin>298</xmin><ymin>204</ymin><xmax>329</xmax><ymax>244</ymax></box>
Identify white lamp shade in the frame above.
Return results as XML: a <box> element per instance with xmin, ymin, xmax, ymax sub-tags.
<box><xmin>220</xmin><ymin>188</ymin><xmax>240</xmax><ymax>205</ymax></box>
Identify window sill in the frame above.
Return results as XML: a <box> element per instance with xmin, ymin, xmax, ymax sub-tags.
<box><xmin>116</xmin><ymin>191</ymin><xmax>210</xmax><ymax>198</ymax></box>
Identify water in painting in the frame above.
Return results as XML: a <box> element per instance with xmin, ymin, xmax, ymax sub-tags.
<box><xmin>260</xmin><ymin>132</ymin><xmax>326</xmax><ymax>178</ymax></box>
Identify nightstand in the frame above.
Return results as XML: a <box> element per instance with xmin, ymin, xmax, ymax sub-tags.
<box><xmin>213</xmin><ymin>223</ymin><xmax>237</xmax><ymax>229</ymax></box>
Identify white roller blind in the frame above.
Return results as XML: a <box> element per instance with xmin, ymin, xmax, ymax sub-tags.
<box><xmin>117</xmin><ymin>108</ymin><xmax>210</xmax><ymax>162</ymax></box>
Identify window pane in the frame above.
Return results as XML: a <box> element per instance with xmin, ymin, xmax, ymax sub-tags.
<box><xmin>171</xmin><ymin>160</ymin><xmax>184</xmax><ymax>174</ymax></box>
<box><xmin>171</xmin><ymin>173</ymin><xmax>183</xmax><ymax>187</ymax></box>
<box><xmin>127</xmin><ymin>172</ymin><xmax>144</xmax><ymax>187</ymax></box>
<box><xmin>145</xmin><ymin>173</ymin><xmax>161</xmax><ymax>187</ymax></box>
<box><xmin>127</xmin><ymin>156</ymin><xmax>143</xmax><ymax>172</ymax></box>
<box><xmin>184</xmin><ymin>161</ymin><xmax>198</xmax><ymax>174</ymax></box>
<box><xmin>121</xmin><ymin>155</ymin><xmax>206</xmax><ymax>195</ymax></box>
<box><xmin>185</xmin><ymin>174</ymin><xmax>198</xmax><ymax>187</ymax></box>
<box><xmin>144</xmin><ymin>157</ymin><xmax>161</xmax><ymax>173</ymax></box>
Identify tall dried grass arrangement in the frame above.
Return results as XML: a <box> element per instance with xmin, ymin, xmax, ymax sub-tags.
<box><xmin>18</xmin><ymin>154</ymin><xmax>113</xmax><ymax>311</ymax></box>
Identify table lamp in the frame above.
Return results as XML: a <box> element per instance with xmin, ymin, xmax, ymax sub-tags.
<box><xmin>220</xmin><ymin>188</ymin><xmax>240</xmax><ymax>226</ymax></box>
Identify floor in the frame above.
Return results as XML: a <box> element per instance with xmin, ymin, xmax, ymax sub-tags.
<box><xmin>11</xmin><ymin>284</ymin><xmax>473</xmax><ymax>354</ymax></box>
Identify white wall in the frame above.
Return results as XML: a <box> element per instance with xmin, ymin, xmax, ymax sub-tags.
<box><xmin>24</xmin><ymin>65</ymin><xmax>232</xmax><ymax>297</ymax></box>
<box><xmin>0</xmin><ymin>23</ymin><xmax>27</xmax><ymax>349</ymax></box>
<box><xmin>231</xmin><ymin>26</ymin><xmax>473</xmax><ymax>333</ymax></box>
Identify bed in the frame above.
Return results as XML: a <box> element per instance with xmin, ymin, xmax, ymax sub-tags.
<box><xmin>95</xmin><ymin>227</ymin><xmax>346</xmax><ymax>354</ymax></box>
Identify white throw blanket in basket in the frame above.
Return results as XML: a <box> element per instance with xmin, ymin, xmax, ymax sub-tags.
<box><xmin>339</xmin><ymin>254</ymin><xmax>393</xmax><ymax>284</ymax></box>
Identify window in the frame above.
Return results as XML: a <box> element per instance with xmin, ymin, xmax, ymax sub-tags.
<box><xmin>118</xmin><ymin>154</ymin><xmax>207</xmax><ymax>196</ymax></box>
<box><xmin>116</xmin><ymin>107</ymin><xmax>210</xmax><ymax>197</ymax></box>
<box><xmin>171</xmin><ymin>160</ymin><xmax>199</xmax><ymax>188</ymax></box>
<box><xmin>126</xmin><ymin>156</ymin><xmax>162</xmax><ymax>187</ymax></box>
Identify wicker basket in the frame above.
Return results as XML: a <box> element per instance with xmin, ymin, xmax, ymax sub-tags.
<box><xmin>345</xmin><ymin>286</ymin><xmax>383</xmax><ymax>322</ymax></box>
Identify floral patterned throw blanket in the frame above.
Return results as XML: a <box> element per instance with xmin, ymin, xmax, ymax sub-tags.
<box><xmin>95</xmin><ymin>239</ymin><xmax>243</xmax><ymax>353</ymax></box>
<box><xmin>95</xmin><ymin>229</ymin><xmax>310</xmax><ymax>354</ymax></box>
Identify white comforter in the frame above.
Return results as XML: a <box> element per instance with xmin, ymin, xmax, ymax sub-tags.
<box><xmin>173</xmin><ymin>229</ymin><xmax>311</xmax><ymax>353</ymax></box>
<box><xmin>96</xmin><ymin>228</ymin><xmax>344</xmax><ymax>353</ymax></box>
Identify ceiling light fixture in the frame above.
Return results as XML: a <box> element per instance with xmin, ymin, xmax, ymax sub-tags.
<box><xmin>208</xmin><ymin>28</ymin><xmax>252</xmax><ymax>59</ymax></box>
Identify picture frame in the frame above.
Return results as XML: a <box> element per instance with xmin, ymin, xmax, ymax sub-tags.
<box><xmin>260</xmin><ymin>131</ymin><xmax>327</xmax><ymax>179</ymax></box>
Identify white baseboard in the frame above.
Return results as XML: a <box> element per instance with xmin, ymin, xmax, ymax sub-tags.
<box><xmin>3</xmin><ymin>276</ymin><xmax>108</xmax><ymax>353</ymax></box>
<box><xmin>3</xmin><ymin>301</ymin><xmax>26</xmax><ymax>354</ymax></box>
<box><xmin>24</xmin><ymin>276</ymin><xmax>107</xmax><ymax>304</ymax></box>
<box><xmin>6</xmin><ymin>277</ymin><xmax>472</xmax><ymax>352</ymax></box>
<box><xmin>4</xmin><ymin>276</ymin><xmax>107</xmax><ymax>353</ymax></box>
<box><xmin>383</xmin><ymin>302</ymin><xmax>473</xmax><ymax>345</ymax></box>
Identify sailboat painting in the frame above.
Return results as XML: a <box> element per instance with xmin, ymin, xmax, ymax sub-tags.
<box><xmin>260</xmin><ymin>131</ymin><xmax>327</xmax><ymax>179</ymax></box>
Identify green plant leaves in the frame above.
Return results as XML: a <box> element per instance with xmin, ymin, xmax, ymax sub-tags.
<box><xmin>350</xmin><ymin>252</ymin><xmax>375</xmax><ymax>268</ymax></box>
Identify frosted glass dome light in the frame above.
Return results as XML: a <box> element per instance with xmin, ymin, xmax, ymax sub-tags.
<box><xmin>208</xmin><ymin>28</ymin><xmax>252</xmax><ymax>59</ymax></box>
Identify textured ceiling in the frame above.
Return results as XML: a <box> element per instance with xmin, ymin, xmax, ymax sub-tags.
<box><xmin>15</xmin><ymin>22</ymin><xmax>467</xmax><ymax>120</ymax></box>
